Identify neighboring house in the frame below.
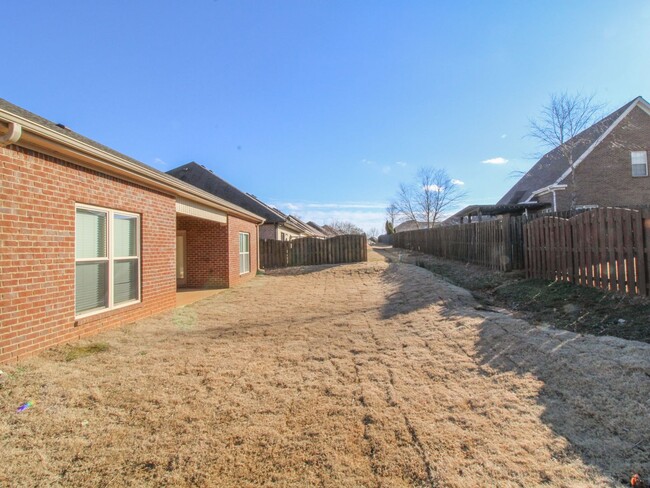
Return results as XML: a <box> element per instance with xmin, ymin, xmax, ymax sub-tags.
<box><xmin>394</xmin><ymin>220</ymin><xmax>430</xmax><ymax>232</ymax></box>
<box><xmin>306</xmin><ymin>221</ymin><xmax>330</xmax><ymax>236</ymax></box>
<box><xmin>443</xmin><ymin>202</ymin><xmax>550</xmax><ymax>225</ymax></box>
<box><xmin>286</xmin><ymin>215</ymin><xmax>326</xmax><ymax>239</ymax></box>
<box><xmin>498</xmin><ymin>96</ymin><xmax>650</xmax><ymax>212</ymax></box>
<box><xmin>321</xmin><ymin>225</ymin><xmax>342</xmax><ymax>237</ymax></box>
<box><xmin>244</xmin><ymin>194</ymin><xmax>310</xmax><ymax>241</ymax></box>
<box><xmin>167</xmin><ymin>162</ymin><xmax>301</xmax><ymax>242</ymax></box>
<box><xmin>0</xmin><ymin>99</ymin><xmax>263</xmax><ymax>363</ymax></box>
<box><xmin>167</xmin><ymin>163</ymin><xmax>327</xmax><ymax>241</ymax></box>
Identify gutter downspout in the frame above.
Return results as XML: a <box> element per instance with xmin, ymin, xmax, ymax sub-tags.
<box><xmin>0</xmin><ymin>122</ymin><xmax>22</xmax><ymax>146</ymax></box>
<box><xmin>552</xmin><ymin>190</ymin><xmax>557</xmax><ymax>212</ymax></box>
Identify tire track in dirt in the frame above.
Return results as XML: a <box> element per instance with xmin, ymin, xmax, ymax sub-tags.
<box><xmin>354</xmin><ymin>267</ymin><xmax>439</xmax><ymax>488</ymax></box>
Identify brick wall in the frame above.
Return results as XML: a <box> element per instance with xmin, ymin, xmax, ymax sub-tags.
<box><xmin>542</xmin><ymin>106</ymin><xmax>650</xmax><ymax>211</ymax></box>
<box><xmin>228</xmin><ymin>216</ymin><xmax>259</xmax><ymax>287</ymax></box>
<box><xmin>0</xmin><ymin>145</ymin><xmax>177</xmax><ymax>363</ymax></box>
<box><xmin>176</xmin><ymin>216</ymin><xmax>229</xmax><ymax>288</ymax></box>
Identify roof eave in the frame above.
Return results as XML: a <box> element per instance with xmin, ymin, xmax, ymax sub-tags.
<box><xmin>0</xmin><ymin>113</ymin><xmax>264</xmax><ymax>224</ymax></box>
<box><xmin>554</xmin><ymin>97</ymin><xmax>647</xmax><ymax>186</ymax></box>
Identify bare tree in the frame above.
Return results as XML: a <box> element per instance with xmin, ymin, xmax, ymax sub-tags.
<box><xmin>367</xmin><ymin>227</ymin><xmax>381</xmax><ymax>239</ymax></box>
<box><xmin>394</xmin><ymin>167</ymin><xmax>466</xmax><ymax>228</ymax></box>
<box><xmin>394</xmin><ymin>182</ymin><xmax>420</xmax><ymax>227</ymax></box>
<box><xmin>328</xmin><ymin>220</ymin><xmax>365</xmax><ymax>235</ymax></box>
<box><xmin>385</xmin><ymin>203</ymin><xmax>398</xmax><ymax>226</ymax></box>
<box><xmin>529</xmin><ymin>92</ymin><xmax>605</xmax><ymax>210</ymax></box>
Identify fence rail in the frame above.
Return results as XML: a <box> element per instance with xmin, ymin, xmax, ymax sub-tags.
<box><xmin>524</xmin><ymin>208</ymin><xmax>649</xmax><ymax>296</ymax></box>
<box><xmin>391</xmin><ymin>219</ymin><xmax>516</xmax><ymax>271</ymax></box>
<box><xmin>260</xmin><ymin>235</ymin><xmax>368</xmax><ymax>269</ymax></box>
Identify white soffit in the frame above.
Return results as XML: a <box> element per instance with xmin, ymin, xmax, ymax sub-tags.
<box><xmin>176</xmin><ymin>198</ymin><xmax>227</xmax><ymax>223</ymax></box>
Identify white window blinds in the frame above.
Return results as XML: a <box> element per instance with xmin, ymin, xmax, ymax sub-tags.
<box><xmin>631</xmin><ymin>151</ymin><xmax>648</xmax><ymax>177</ymax></box>
<box><xmin>75</xmin><ymin>206</ymin><xmax>140</xmax><ymax>316</ymax></box>
<box><xmin>239</xmin><ymin>232</ymin><xmax>250</xmax><ymax>274</ymax></box>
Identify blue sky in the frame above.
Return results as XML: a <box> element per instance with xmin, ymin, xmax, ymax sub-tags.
<box><xmin>3</xmin><ymin>1</ymin><xmax>649</xmax><ymax>232</ymax></box>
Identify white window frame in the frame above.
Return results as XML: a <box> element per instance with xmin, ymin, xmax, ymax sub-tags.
<box><xmin>631</xmin><ymin>151</ymin><xmax>648</xmax><ymax>177</ymax></box>
<box><xmin>239</xmin><ymin>232</ymin><xmax>250</xmax><ymax>275</ymax></box>
<box><xmin>75</xmin><ymin>203</ymin><xmax>141</xmax><ymax>319</ymax></box>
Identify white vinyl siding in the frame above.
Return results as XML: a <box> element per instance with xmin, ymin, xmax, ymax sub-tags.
<box><xmin>239</xmin><ymin>232</ymin><xmax>250</xmax><ymax>275</ymax></box>
<box><xmin>631</xmin><ymin>151</ymin><xmax>648</xmax><ymax>177</ymax></box>
<box><xmin>75</xmin><ymin>205</ymin><xmax>140</xmax><ymax>317</ymax></box>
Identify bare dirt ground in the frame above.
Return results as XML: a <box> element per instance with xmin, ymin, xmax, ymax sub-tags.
<box><xmin>1</xmin><ymin>251</ymin><xmax>648</xmax><ymax>487</ymax></box>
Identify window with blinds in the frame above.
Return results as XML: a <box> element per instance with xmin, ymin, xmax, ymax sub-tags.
<box><xmin>631</xmin><ymin>151</ymin><xmax>648</xmax><ymax>177</ymax></box>
<box><xmin>239</xmin><ymin>232</ymin><xmax>250</xmax><ymax>274</ymax></box>
<box><xmin>75</xmin><ymin>205</ymin><xmax>140</xmax><ymax>316</ymax></box>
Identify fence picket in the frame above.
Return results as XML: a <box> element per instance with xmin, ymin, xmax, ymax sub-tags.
<box><xmin>260</xmin><ymin>235</ymin><xmax>367</xmax><ymax>269</ymax></box>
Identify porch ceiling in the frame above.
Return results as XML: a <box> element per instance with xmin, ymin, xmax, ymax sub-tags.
<box><xmin>176</xmin><ymin>197</ymin><xmax>227</xmax><ymax>223</ymax></box>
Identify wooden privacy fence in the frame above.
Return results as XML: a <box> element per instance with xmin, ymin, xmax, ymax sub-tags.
<box><xmin>524</xmin><ymin>208</ymin><xmax>650</xmax><ymax>296</ymax></box>
<box><xmin>260</xmin><ymin>235</ymin><xmax>368</xmax><ymax>269</ymax></box>
<box><xmin>391</xmin><ymin>218</ymin><xmax>524</xmax><ymax>271</ymax></box>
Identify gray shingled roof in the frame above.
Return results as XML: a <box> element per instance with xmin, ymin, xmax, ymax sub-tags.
<box><xmin>0</xmin><ymin>97</ymin><xmax>159</xmax><ymax>173</ymax></box>
<box><xmin>167</xmin><ymin>162</ymin><xmax>276</xmax><ymax>223</ymax></box>
<box><xmin>0</xmin><ymin>98</ymin><xmax>263</xmax><ymax>221</ymax></box>
<box><xmin>394</xmin><ymin>220</ymin><xmax>429</xmax><ymax>232</ymax></box>
<box><xmin>497</xmin><ymin>98</ymin><xmax>637</xmax><ymax>205</ymax></box>
<box><xmin>286</xmin><ymin>215</ymin><xmax>326</xmax><ymax>237</ymax></box>
<box><xmin>321</xmin><ymin>225</ymin><xmax>342</xmax><ymax>236</ymax></box>
<box><xmin>306</xmin><ymin>221</ymin><xmax>328</xmax><ymax>235</ymax></box>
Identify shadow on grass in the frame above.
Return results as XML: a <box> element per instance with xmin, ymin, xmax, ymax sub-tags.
<box><xmin>378</xmin><ymin>261</ymin><xmax>474</xmax><ymax>320</ymax></box>
<box><xmin>379</xmin><ymin>257</ymin><xmax>650</xmax><ymax>483</ymax></box>
<box><xmin>473</xmin><ymin>312</ymin><xmax>650</xmax><ymax>484</ymax></box>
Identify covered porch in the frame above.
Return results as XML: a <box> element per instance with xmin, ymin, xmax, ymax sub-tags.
<box><xmin>175</xmin><ymin>198</ymin><xmax>230</xmax><ymax>291</ymax></box>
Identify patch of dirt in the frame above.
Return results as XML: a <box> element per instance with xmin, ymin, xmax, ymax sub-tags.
<box><xmin>1</xmin><ymin>259</ymin><xmax>648</xmax><ymax>486</ymax></box>
<box><xmin>376</xmin><ymin>246</ymin><xmax>650</xmax><ymax>343</ymax></box>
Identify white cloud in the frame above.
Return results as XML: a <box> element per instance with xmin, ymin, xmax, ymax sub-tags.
<box><xmin>272</xmin><ymin>201</ymin><xmax>389</xmax><ymax>234</ymax></box>
<box><xmin>381</xmin><ymin>165</ymin><xmax>392</xmax><ymax>174</ymax></box>
<box><xmin>500</xmin><ymin>134</ymin><xmax>507</xmax><ymax>139</ymax></box>
<box><xmin>153</xmin><ymin>157</ymin><xmax>168</xmax><ymax>168</ymax></box>
<box><xmin>424</xmin><ymin>184</ymin><xmax>443</xmax><ymax>192</ymax></box>
<box><xmin>361</xmin><ymin>159</ymin><xmax>375</xmax><ymax>165</ymax></box>
<box><xmin>482</xmin><ymin>157</ymin><xmax>508</xmax><ymax>165</ymax></box>
<box><xmin>451</xmin><ymin>179</ymin><xmax>465</xmax><ymax>185</ymax></box>
<box><xmin>395</xmin><ymin>161</ymin><xmax>407</xmax><ymax>167</ymax></box>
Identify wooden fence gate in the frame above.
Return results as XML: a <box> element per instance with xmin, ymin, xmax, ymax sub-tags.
<box><xmin>524</xmin><ymin>208</ymin><xmax>649</xmax><ymax>296</ymax></box>
<box><xmin>260</xmin><ymin>235</ymin><xmax>368</xmax><ymax>269</ymax></box>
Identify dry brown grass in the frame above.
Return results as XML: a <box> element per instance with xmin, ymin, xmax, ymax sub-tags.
<box><xmin>1</xmin><ymin>259</ymin><xmax>648</xmax><ymax>487</ymax></box>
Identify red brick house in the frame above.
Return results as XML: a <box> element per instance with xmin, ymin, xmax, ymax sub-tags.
<box><xmin>0</xmin><ymin>99</ymin><xmax>263</xmax><ymax>363</ymax></box>
<box><xmin>498</xmin><ymin>96</ymin><xmax>650</xmax><ymax>211</ymax></box>
<box><xmin>168</xmin><ymin>162</ymin><xmax>326</xmax><ymax>241</ymax></box>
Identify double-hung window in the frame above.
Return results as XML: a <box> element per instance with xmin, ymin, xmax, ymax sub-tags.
<box><xmin>631</xmin><ymin>151</ymin><xmax>648</xmax><ymax>177</ymax></box>
<box><xmin>239</xmin><ymin>232</ymin><xmax>250</xmax><ymax>274</ymax></box>
<box><xmin>75</xmin><ymin>205</ymin><xmax>140</xmax><ymax>317</ymax></box>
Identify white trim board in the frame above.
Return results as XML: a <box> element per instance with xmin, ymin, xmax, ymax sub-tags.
<box><xmin>553</xmin><ymin>97</ymin><xmax>650</xmax><ymax>186</ymax></box>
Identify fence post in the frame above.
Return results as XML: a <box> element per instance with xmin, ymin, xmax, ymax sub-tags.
<box><xmin>502</xmin><ymin>214</ymin><xmax>512</xmax><ymax>271</ymax></box>
<box><xmin>642</xmin><ymin>210</ymin><xmax>650</xmax><ymax>296</ymax></box>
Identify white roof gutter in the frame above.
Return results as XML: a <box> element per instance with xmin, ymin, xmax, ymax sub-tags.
<box><xmin>0</xmin><ymin>114</ymin><xmax>264</xmax><ymax>224</ymax></box>
<box><xmin>529</xmin><ymin>184</ymin><xmax>568</xmax><ymax>198</ymax></box>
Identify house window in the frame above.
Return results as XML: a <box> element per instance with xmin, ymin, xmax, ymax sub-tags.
<box><xmin>239</xmin><ymin>232</ymin><xmax>250</xmax><ymax>274</ymax></box>
<box><xmin>631</xmin><ymin>151</ymin><xmax>648</xmax><ymax>177</ymax></box>
<box><xmin>75</xmin><ymin>205</ymin><xmax>140</xmax><ymax>317</ymax></box>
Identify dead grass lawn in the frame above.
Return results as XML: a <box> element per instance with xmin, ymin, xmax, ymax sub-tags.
<box><xmin>1</xmin><ymin>258</ymin><xmax>648</xmax><ymax>487</ymax></box>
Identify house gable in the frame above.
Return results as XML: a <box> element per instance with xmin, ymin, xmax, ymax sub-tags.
<box><xmin>496</xmin><ymin>97</ymin><xmax>641</xmax><ymax>206</ymax></box>
<box><xmin>544</xmin><ymin>104</ymin><xmax>650</xmax><ymax>210</ymax></box>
